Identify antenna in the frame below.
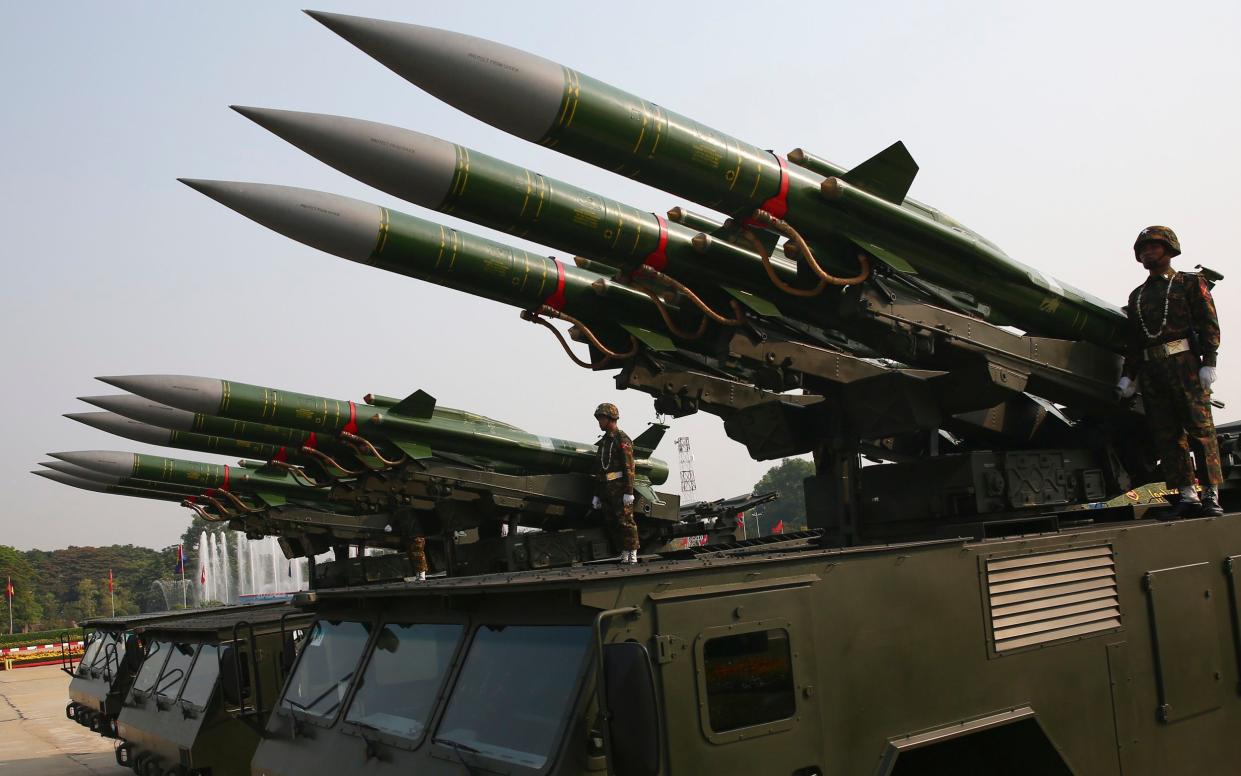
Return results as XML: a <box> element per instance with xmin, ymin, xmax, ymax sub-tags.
<box><xmin>676</xmin><ymin>436</ymin><xmax>697</xmax><ymax>505</ymax></box>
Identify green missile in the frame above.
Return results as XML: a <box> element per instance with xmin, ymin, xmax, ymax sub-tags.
<box><xmin>178</xmin><ymin>179</ymin><xmax>678</xmax><ymax>353</ymax></box>
<box><xmin>97</xmin><ymin>374</ymin><xmax>670</xmax><ymax>484</ymax></box>
<box><xmin>39</xmin><ymin>460</ymin><xmax>220</xmax><ymax>499</ymax></box>
<box><xmin>230</xmin><ymin>106</ymin><xmax>797</xmax><ymax>307</ymax></box>
<box><xmin>76</xmin><ymin>397</ymin><xmax>368</xmax><ymax>475</ymax></box>
<box><xmin>48</xmin><ymin>450</ymin><xmax>327</xmax><ymax>505</ymax></box>
<box><xmin>310</xmin><ymin>12</ymin><xmax>1127</xmax><ymax>350</ymax></box>
<box><xmin>66</xmin><ymin>411</ymin><xmax>284</xmax><ymax>462</ymax></box>
<box><xmin>33</xmin><ymin>469</ymin><xmax>195</xmax><ymax>504</ymax></box>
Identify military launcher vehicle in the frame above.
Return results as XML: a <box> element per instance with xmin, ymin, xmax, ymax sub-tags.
<box><xmin>65</xmin><ymin>604</ymin><xmax>287</xmax><ymax>740</ymax></box>
<box><xmin>184</xmin><ymin>11</ymin><xmax>1234</xmax><ymax>533</ymax></box>
<box><xmin>114</xmin><ymin>604</ymin><xmax>313</xmax><ymax>776</ymax></box>
<box><xmin>46</xmin><ymin>7</ymin><xmax>1241</xmax><ymax>774</ymax></box>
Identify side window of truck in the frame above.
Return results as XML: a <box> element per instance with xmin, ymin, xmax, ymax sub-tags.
<box><xmin>701</xmin><ymin>627</ymin><xmax>796</xmax><ymax>733</ymax></box>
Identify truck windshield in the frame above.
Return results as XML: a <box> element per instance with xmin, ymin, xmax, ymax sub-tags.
<box><xmin>281</xmin><ymin>620</ymin><xmax>370</xmax><ymax>721</ymax></box>
<box><xmin>107</xmin><ymin>632</ymin><xmax>128</xmax><ymax>680</ymax></box>
<box><xmin>156</xmin><ymin>643</ymin><xmax>196</xmax><ymax>700</ymax></box>
<box><xmin>436</xmin><ymin>625</ymin><xmax>592</xmax><ymax>770</ymax></box>
<box><xmin>180</xmin><ymin>645</ymin><xmax>221</xmax><ymax>708</ymax></box>
<box><xmin>132</xmin><ymin>640</ymin><xmax>168</xmax><ymax>695</ymax></box>
<box><xmin>344</xmin><ymin>623</ymin><xmax>462</xmax><ymax>741</ymax></box>
<box><xmin>76</xmin><ymin>631</ymin><xmax>104</xmax><ymax>676</ymax></box>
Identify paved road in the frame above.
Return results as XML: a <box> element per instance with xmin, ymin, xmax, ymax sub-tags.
<box><xmin>0</xmin><ymin>665</ymin><xmax>128</xmax><ymax>775</ymax></box>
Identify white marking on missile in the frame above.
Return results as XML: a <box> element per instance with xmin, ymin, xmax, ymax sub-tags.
<box><xmin>537</xmin><ymin>436</ymin><xmax>555</xmax><ymax>451</ymax></box>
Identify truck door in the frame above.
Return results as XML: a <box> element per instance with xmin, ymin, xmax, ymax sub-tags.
<box><xmin>651</xmin><ymin>575</ymin><xmax>822</xmax><ymax>776</ymax></box>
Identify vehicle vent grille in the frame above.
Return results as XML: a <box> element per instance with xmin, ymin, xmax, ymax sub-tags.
<box><xmin>986</xmin><ymin>545</ymin><xmax>1120</xmax><ymax>653</ymax></box>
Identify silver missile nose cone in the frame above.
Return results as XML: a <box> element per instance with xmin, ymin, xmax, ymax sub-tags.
<box><xmin>97</xmin><ymin>374</ymin><xmax>223</xmax><ymax>414</ymax></box>
<box><xmin>39</xmin><ymin>460</ymin><xmax>122</xmax><ymax>485</ymax></box>
<box><xmin>305</xmin><ymin>11</ymin><xmax>564</xmax><ymax>142</ymax></box>
<box><xmin>48</xmin><ymin>451</ymin><xmax>136</xmax><ymax>478</ymax></box>
<box><xmin>79</xmin><ymin>394</ymin><xmax>195</xmax><ymax>431</ymax></box>
<box><xmin>176</xmin><ymin>179</ymin><xmax>383</xmax><ymax>263</ymax></box>
<box><xmin>65</xmin><ymin>412</ymin><xmax>171</xmax><ymax>446</ymax></box>
<box><xmin>33</xmin><ymin>470</ymin><xmax>109</xmax><ymax>493</ymax></box>
<box><xmin>230</xmin><ymin>106</ymin><xmax>457</xmax><ymax>210</ymax></box>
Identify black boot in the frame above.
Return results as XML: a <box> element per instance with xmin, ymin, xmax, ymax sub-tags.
<box><xmin>1200</xmin><ymin>491</ymin><xmax>1224</xmax><ymax>517</ymax></box>
<box><xmin>1166</xmin><ymin>497</ymin><xmax>1202</xmax><ymax>520</ymax></box>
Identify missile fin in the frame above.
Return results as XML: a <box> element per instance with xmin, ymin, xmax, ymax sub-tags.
<box><xmin>842</xmin><ymin>141</ymin><xmax>919</xmax><ymax>204</ymax></box>
<box><xmin>631</xmin><ymin>423</ymin><xmax>669</xmax><ymax>457</ymax></box>
<box><xmin>253</xmin><ymin>492</ymin><xmax>287</xmax><ymax>507</ymax></box>
<box><xmin>392</xmin><ymin>440</ymin><xmax>434</xmax><ymax>460</ymax></box>
<box><xmin>842</xmin><ymin>233</ymin><xmax>919</xmax><ymax>274</ymax></box>
<box><xmin>389</xmin><ymin>389</ymin><xmax>437</xmax><ymax>418</ymax></box>
<box><xmin>634</xmin><ymin>483</ymin><xmax>661</xmax><ymax>508</ymax></box>
<box><xmin>619</xmin><ymin>324</ymin><xmax>676</xmax><ymax>353</ymax></box>
<box><xmin>721</xmin><ymin>286</ymin><xmax>781</xmax><ymax>317</ymax></box>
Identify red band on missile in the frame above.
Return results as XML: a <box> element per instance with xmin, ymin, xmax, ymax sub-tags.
<box><xmin>273</xmin><ymin>447</ymin><xmax>289</xmax><ymax>463</ymax></box>
<box><xmin>542</xmin><ymin>259</ymin><xmax>567</xmax><ymax>311</ymax></box>
<box><xmin>743</xmin><ymin>156</ymin><xmax>790</xmax><ymax>227</ymax></box>
<box><xmin>305</xmin><ymin>432</ymin><xmax>318</xmax><ymax>450</ymax></box>
<box><xmin>221</xmin><ymin>465</ymin><xmax>231</xmax><ymax>492</ymax></box>
<box><xmin>343</xmin><ymin>402</ymin><xmax>359</xmax><ymax>435</ymax></box>
<box><xmin>642</xmin><ymin>216</ymin><xmax>669</xmax><ymax>271</ymax></box>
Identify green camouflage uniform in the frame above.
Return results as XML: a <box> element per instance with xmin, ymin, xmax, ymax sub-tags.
<box><xmin>1123</xmin><ymin>268</ymin><xmax>1222</xmax><ymax>488</ymax></box>
<box><xmin>596</xmin><ymin>427</ymin><xmax>640</xmax><ymax>551</ymax></box>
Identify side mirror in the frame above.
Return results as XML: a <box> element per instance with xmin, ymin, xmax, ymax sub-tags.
<box><xmin>602</xmin><ymin>642</ymin><xmax>661</xmax><ymax>776</ymax></box>
<box><xmin>219</xmin><ymin>647</ymin><xmax>251</xmax><ymax>707</ymax></box>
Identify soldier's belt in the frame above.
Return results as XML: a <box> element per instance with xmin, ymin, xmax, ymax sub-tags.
<box><xmin>1143</xmin><ymin>338</ymin><xmax>1191</xmax><ymax>361</ymax></box>
<box><xmin>604</xmin><ymin>471</ymin><xmax>623</xmax><ymax>481</ymax></box>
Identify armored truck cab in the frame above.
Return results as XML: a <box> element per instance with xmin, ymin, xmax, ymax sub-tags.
<box><xmin>253</xmin><ymin>505</ymin><xmax>1241</xmax><ymax>776</ymax></box>
<box><xmin>116</xmin><ymin>604</ymin><xmax>312</xmax><ymax>776</ymax></box>
<box><xmin>67</xmin><ymin>608</ymin><xmax>220</xmax><ymax>738</ymax></box>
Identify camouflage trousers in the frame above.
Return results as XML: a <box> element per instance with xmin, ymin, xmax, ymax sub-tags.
<box><xmin>404</xmin><ymin>536</ymin><xmax>428</xmax><ymax>575</ymax></box>
<box><xmin>600</xmin><ymin>482</ymin><xmax>640</xmax><ymax>552</ymax></box>
<box><xmin>1140</xmin><ymin>351</ymin><xmax>1223</xmax><ymax>488</ymax></box>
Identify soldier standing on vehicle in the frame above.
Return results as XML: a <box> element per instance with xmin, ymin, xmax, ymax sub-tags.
<box><xmin>591</xmin><ymin>403</ymin><xmax>640</xmax><ymax>563</ymax></box>
<box><xmin>1116</xmin><ymin>226</ymin><xmax>1223</xmax><ymax>518</ymax></box>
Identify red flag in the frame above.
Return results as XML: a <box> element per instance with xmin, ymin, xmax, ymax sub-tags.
<box><xmin>108</xmin><ymin>569</ymin><xmax>114</xmax><ymax>593</ymax></box>
<box><xmin>5</xmin><ymin>577</ymin><xmax>12</xmax><ymax>599</ymax></box>
<box><xmin>773</xmin><ymin>520</ymin><xmax>784</xmax><ymax>534</ymax></box>
<box><xmin>200</xmin><ymin>566</ymin><xmax>207</xmax><ymax>585</ymax></box>
<box><xmin>735</xmin><ymin>512</ymin><xmax>744</xmax><ymax>526</ymax></box>
<box><xmin>174</xmin><ymin>544</ymin><xmax>185</xmax><ymax>574</ymax></box>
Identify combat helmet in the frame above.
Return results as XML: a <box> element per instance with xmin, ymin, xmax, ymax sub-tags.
<box><xmin>1133</xmin><ymin>225</ymin><xmax>1181</xmax><ymax>258</ymax></box>
<box><xmin>594</xmin><ymin>402</ymin><xmax>620</xmax><ymax>420</ymax></box>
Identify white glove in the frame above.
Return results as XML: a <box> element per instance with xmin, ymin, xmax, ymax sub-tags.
<box><xmin>591</xmin><ymin>496</ymin><xmax>602</xmax><ymax>509</ymax></box>
<box><xmin>622</xmin><ymin>494</ymin><xmax>635</xmax><ymax>507</ymax></box>
<box><xmin>1200</xmin><ymin>366</ymin><xmax>1217</xmax><ymax>391</ymax></box>
<box><xmin>1116</xmin><ymin>376</ymin><xmax>1137</xmax><ymax>399</ymax></box>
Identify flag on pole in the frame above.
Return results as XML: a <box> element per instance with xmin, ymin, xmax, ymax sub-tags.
<box><xmin>773</xmin><ymin>520</ymin><xmax>785</xmax><ymax>534</ymax></box>
<box><xmin>108</xmin><ymin>569</ymin><xmax>114</xmax><ymax>592</ymax></box>
<box><xmin>200</xmin><ymin>566</ymin><xmax>207</xmax><ymax>585</ymax></box>
<box><xmin>5</xmin><ymin>578</ymin><xmax>11</xmax><ymax>599</ymax></box>
<box><xmin>174</xmin><ymin>544</ymin><xmax>185</xmax><ymax>574</ymax></box>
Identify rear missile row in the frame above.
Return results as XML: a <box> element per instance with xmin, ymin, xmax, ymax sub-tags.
<box><xmin>96</xmin><ymin>374</ymin><xmax>668</xmax><ymax>483</ymax></box>
<box><xmin>37</xmin><ymin>375</ymin><xmax>671</xmax><ymax>524</ymax></box>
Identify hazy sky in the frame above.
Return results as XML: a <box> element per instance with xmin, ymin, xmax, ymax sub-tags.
<box><xmin>3</xmin><ymin>1</ymin><xmax>1238</xmax><ymax>551</ymax></box>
